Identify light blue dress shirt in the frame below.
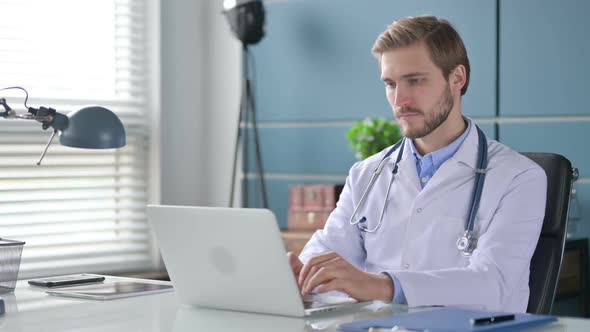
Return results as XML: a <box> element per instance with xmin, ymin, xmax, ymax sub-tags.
<box><xmin>391</xmin><ymin>119</ymin><xmax>472</xmax><ymax>304</ymax></box>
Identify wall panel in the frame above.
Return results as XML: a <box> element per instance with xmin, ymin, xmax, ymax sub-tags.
<box><xmin>499</xmin><ymin>122</ymin><xmax>590</xmax><ymax>177</ymax></box>
<box><xmin>500</xmin><ymin>0</ymin><xmax>590</xmax><ymax>116</ymax></box>
<box><xmin>253</xmin><ymin>0</ymin><xmax>497</xmax><ymax>121</ymax></box>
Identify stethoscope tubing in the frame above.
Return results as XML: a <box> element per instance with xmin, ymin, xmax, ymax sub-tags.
<box><xmin>465</xmin><ymin>126</ymin><xmax>488</xmax><ymax>234</ymax></box>
<box><xmin>348</xmin><ymin>124</ymin><xmax>488</xmax><ymax>255</ymax></box>
<box><xmin>349</xmin><ymin>138</ymin><xmax>405</xmax><ymax>233</ymax></box>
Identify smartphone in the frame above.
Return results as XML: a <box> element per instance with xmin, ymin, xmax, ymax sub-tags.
<box><xmin>28</xmin><ymin>274</ymin><xmax>106</xmax><ymax>288</ymax></box>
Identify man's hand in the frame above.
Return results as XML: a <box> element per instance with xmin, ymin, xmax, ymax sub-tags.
<box><xmin>287</xmin><ymin>251</ymin><xmax>304</xmax><ymax>280</ymax></box>
<box><xmin>297</xmin><ymin>252</ymin><xmax>394</xmax><ymax>302</ymax></box>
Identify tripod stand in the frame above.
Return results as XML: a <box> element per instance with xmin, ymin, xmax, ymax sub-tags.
<box><xmin>229</xmin><ymin>45</ymin><xmax>268</xmax><ymax>208</ymax></box>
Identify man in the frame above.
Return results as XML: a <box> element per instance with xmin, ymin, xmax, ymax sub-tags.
<box><xmin>287</xmin><ymin>15</ymin><xmax>546</xmax><ymax>312</ymax></box>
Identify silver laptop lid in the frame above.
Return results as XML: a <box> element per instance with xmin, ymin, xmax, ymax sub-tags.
<box><xmin>147</xmin><ymin>205</ymin><xmax>306</xmax><ymax>316</ymax></box>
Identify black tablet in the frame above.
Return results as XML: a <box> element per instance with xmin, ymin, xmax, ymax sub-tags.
<box><xmin>28</xmin><ymin>274</ymin><xmax>106</xmax><ymax>288</ymax></box>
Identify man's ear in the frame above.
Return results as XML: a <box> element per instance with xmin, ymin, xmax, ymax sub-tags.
<box><xmin>449</xmin><ymin>65</ymin><xmax>467</xmax><ymax>94</ymax></box>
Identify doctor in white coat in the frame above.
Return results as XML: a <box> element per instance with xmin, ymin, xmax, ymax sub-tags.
<box><xmin>288</xmin><ymin>15</ymin><xmax>547</xmax><ymax>313</ymax></box>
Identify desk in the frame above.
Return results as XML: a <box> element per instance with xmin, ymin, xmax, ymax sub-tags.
<box><xmin>0</xmin><ymin>276</ymin><xmax>589</xmax><ymax>331</ymax></box>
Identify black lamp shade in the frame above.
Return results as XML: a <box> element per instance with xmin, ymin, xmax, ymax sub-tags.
<box><xmin>224</xmin><ymin>0</ymin><xmax>265</xmax><ymax>45</ymax></box>
<box><xmin>59</xmin><ymin>106</ymin><xmax>126</xmax><ymax>149</ymax></box>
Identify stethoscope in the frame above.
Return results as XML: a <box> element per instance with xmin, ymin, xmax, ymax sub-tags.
<box><xmin>349</xmin><ymin>125</ymin><xmax>488</xmax><ymax>256</ymax></box>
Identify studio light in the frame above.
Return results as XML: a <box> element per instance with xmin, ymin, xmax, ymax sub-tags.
<box><xmin>223</xmin><ymin>0</ymin><xmax>266</xmax><ymax>46</ymax></box>
<box><xmin>223</xmin><ymin>0</ymin><xmax>268</xmax><ymax>208</ymax></box>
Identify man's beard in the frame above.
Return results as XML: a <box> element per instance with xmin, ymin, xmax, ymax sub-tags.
<box><xmin>397</xmin><ymin>84</ymin><xmax>454</xmax><ymax>139</ymax></box>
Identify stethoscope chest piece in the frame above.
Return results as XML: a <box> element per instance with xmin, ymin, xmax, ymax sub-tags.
<box><xmin>456</xmin><ymin>230</ymin><xmax>477</xmax><ymax>256</ymax></box>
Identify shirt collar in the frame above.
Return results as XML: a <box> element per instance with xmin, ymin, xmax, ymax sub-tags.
<box><xmin>408</xmin><ymin>118</ymin><xmax>472</xmax><ymax>168</ymax></box>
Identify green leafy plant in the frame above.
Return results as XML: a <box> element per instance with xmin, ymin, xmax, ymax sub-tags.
<box><xmin>346</xmin><ymin>118</ymin><xmax>402</xmax><ymax>160</ymax></box>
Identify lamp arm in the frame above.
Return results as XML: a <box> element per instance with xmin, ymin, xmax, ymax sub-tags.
<box><xmin>37</xmin><ymin>130</ymin><xmax>58</xmax><ymax>166</ymax></box>
<box><xmin>27</xmin><ymin>106</ymin><xmax>69</xmax><ymax>131</ymax></box>
<box><xmin>0</xmin><ymin>98</ymin><xmax>12</xmax><ymax>117</ymax></box>
<box><xmin>26</xmin><ymin>107</ymin><xmax>69</xmax><ymax>165</ymax></box>
<box><xmin>1</xmin><ymin>99</ymin><xmax>71</xmax><ymax>165</ymax></box>
<box><xmin>1</xmin><ymin>100</ymin><xmax>69</xmax><ymax>132</ymax></box>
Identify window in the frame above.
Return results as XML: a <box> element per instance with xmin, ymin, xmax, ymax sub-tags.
<box><xmin>0</xmin><ymin>0</ymin><xmax>157</xmax><ymax>278</ymax></box>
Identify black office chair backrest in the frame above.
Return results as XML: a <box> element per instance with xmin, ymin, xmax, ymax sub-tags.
<box><xmin>522</xmin><ymin>153</ymin><xmax>574</xmax><ymax>314</ymax></box>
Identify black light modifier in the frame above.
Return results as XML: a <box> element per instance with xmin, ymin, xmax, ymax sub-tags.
<box><xmin>223</xmin><ymin>0</ymin><xmax>266</xmax><ymax>46</ymax></box>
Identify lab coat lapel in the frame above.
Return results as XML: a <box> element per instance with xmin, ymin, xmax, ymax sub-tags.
<box><xmin>449</xmin><ymin>118</ymin><xmax>481</xmax><ymax>170</ymax></box>
<box><xmin>414</xmin><ymin>119</ymin><xmax>481</xmax><ymax>203</ymax></box>
<box><xmin>393</xmin><ymin>138</ymin><xmax>422</xmax><ymax>196</ymax></box>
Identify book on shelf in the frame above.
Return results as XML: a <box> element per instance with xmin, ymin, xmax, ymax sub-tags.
<box><xmin>287</xmin><ymin>184</ymin><xmax>344</xmax><ymax>231</ymax></box>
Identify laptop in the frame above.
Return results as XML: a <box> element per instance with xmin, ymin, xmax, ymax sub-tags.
<box><xmin>147</xmin><ymin>205</ymin><xmax>371</xmax><ymax>317</ymax></box>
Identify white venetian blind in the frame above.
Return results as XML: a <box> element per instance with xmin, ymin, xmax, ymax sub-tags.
<box><xmin>0</xmin><ymin>0</ymin><xmax>154</xmax><ymax>278</ymax></box>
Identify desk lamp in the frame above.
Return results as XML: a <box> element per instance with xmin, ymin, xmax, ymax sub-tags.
<box><xmin>0</xmin><ymin>86</ymin><xmax>126</xmax><ymax>164</ymax></box>
<box><xmin>0</xmin><ymin>87</ymin><xmax>126</xmax><ymax>311</ymax></box>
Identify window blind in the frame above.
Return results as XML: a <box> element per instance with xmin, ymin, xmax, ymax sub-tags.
<box><xmin>0</xmin><ymin>0</ymin><xmax>155</xmax><ymax>278</ymax></box>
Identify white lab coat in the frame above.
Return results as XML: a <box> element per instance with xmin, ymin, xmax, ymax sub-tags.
<box><xmin>299</xmin><ymin>119</ymin><xmax>547</xmax><ymax>312</ymax></box>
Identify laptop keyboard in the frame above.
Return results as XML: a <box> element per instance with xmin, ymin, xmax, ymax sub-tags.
<box><xmin>302</xmin><ymin>294</ymin><xmax>315</xmax><ymax>303</ymax></box>
<box><xmin>302</xmin><ymin>294</ymin><xmax>333</xmax><ymax>310</ymax></box>
<box><xmin>302</xmin><ymin>293</ymin><xmax>358</xmax><ymax>310</ymax></box>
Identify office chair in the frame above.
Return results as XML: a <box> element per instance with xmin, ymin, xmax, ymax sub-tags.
<box><xmin>522</xmin><ymin>153</ymin><xmax>575</xmax><ymax>314</ymax></box>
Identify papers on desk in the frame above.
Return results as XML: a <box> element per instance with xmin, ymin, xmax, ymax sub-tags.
<box><xmin>46</xmin><ymin>281</ymin><xmax>173</xmax><ymax>300</ymax></box>
<box><xmin>337</xmin><ymin>308</ymin><xmax>557</xmax><ymax>332</ymax></box>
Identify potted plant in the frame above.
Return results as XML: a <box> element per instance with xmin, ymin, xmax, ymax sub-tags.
<box><xmin>346</xmin><ymin>118</ymin><xmax>402</xmax><ymax>160</ymax></box>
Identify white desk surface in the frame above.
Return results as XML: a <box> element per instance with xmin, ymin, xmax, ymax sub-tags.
<box><xmin>0</xmin><ymin>276</ymin><xmax>588</xmax><ymax>331</ymax></box>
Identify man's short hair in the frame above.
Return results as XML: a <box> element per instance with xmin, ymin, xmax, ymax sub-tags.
<box><xmin>372</xmin><ymin>15</ymin><xmax>470</xmax><ymax>96</ymax></box>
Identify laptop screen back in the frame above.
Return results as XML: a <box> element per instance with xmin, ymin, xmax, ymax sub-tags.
<box><xmin>147</xmin><ymin>205</ymin><xmax>306</xmax><ymax>317</ymax></box>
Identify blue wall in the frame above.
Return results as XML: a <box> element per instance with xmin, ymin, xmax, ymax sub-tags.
<box><xmin>247</xmin><ymin>0</ymin><xmax>499</xmax><ymax>224</ymax></box>
<box><xmin>245</xmin><ymin>0</ymin><xmax>589</xmax><ymax>314</ymax></box>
